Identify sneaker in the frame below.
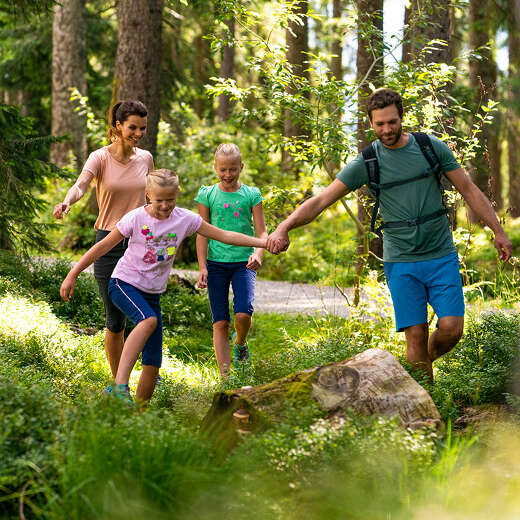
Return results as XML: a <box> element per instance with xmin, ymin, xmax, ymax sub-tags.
<box><xmin>232</xmin><ymin>332</ymin><xmax>251</xmax><ymax>368</ymax></box>
<box><xmin>155</xmin><ymin>374</ymin><xmax>162</xmax><ymax>388</ymax></box>
<box><xmin>103</xmin><ymin>383</ymin><xmax>135</xmax><ymax>406</ymax></box>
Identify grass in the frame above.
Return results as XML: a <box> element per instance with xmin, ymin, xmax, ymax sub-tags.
<box><xmin>1</xmin><ymin>251</ymin><xmax>520</xmax><ymax>518</ymax></box>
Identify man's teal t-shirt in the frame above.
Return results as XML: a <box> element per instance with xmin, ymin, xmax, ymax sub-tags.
<box><xmin>336</xmin><ymin>134</ymin><xmax>461</xmax><ymax>262</ymax></box>
<box><xmin>195</xmin><ymin>183</ymin><xmax>263</xmax><ymax>262</ymax></box>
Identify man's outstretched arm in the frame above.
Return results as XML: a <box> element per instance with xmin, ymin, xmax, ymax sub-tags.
<box><xmin>445</xmin><ymin>168</ymin><xmax>512</xmax><ymax>261</ymax></box>
<box><xmin>267</xmin><ymin>179</ymin><xmax>351</xmax><ymax>254</ymax></box>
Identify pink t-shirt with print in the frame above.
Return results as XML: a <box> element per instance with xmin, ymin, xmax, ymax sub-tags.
<box><xmin>112</xmin><ymin>206</ymin><xmax>202</xmax><ymax>294</ymax></box>
<box><xmin>82</xmin><ymin>146</ymin><xmax>154</xmax><ymax>231</ymax></box>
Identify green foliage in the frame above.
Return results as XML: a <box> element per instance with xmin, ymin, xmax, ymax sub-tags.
<box><xmin>432</xmin><ymin>312</ymin><xmax>520</xmax><ymax>420</ymax></box>
<box><xmin>0</xmin><ymin>104</ymin><xmax>63</xmax><ymax>253</ymax></box>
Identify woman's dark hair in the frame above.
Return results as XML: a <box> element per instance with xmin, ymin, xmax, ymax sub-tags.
<box><xmin>107</xmin><ymin>99</ymin><xmax>148</xmax><ymax>141</ymax></box>
<box><xmin>366</xmin><ymin>89</ymin><xmax>403</xmax><ymax>120</ymax></box>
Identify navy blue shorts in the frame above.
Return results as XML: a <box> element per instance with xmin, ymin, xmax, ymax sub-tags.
<box><xmin>383</xmin><ymin>251</ymin><xmax>465</xmax><ymax>332</ymax></box>
<box><xmin>206</xmin><ymin>260</ymin><xmax>256</xmax><ymax>323</ymax></box>
<box><xmin>108</xmin><ymin>278</ymin><xmax>163</xmax><ymax>367</ymax></box>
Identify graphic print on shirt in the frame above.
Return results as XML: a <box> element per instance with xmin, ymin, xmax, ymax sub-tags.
<box><xmin>216</xmin><ymin>199</ymin><xmax>248</xmax><ymax>229</ymax></box>
<box><xmin>140</xmin><ymin>225</ymin><xmax>178</xmax><ymax>265</ymax></box>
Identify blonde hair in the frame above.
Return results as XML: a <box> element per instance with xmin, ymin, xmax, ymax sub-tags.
<box><xmin>214</xmin><ymin>143</ymin><xmax>242</xmax><ymax>162</ymax></box>
<box><xmin>146</xmin><ymin>169</ymin><xmax>179</xmax><ymax>191</ymax></box>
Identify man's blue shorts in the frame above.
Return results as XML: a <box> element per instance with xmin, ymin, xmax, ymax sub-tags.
<box><xmin>383</xmin><ymin>251</ymin><xmax>465</xmax><ymax>332</ymax></box>
<box><xmin>108</xmin><ymin>278</ymin><xmax>163</xmax><ymax>367</ymax></box>
<box><xmin>206</xmin><ymin>260</ymin><xmax>256</xmax><ymax>323</ymax></box>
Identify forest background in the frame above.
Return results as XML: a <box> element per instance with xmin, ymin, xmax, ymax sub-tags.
<box><xmin>2</xmin><ymin>0</ymin><xmax>520</xmax><ymax>288</ymax></box>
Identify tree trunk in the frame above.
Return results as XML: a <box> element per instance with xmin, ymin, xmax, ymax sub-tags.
<box><xmin>402</xmin><ymin>0</ymin><xmax>452</xmax><ymax>64</ymax></box>
<box><xmin>508</xmin><ymin>0</ymin><xmax>520</xmax><ymax>217</ymax></box>
<box><xmin>51</xmin><ymin>0</ymin><xmax>87</xmax><ymax>171</ymax></box>
<box><xmin>330</xmin><ymin>0</ymin><xmax>342</xmax><ymax>82</ymax></box>
<box><xmin>201</xmin><ymin>348</ymin><xmax>441</xmax><ymax>452</ymax></box>
<box><xmin>468</xmin><ymin>0</ymin><xmax>497</xmax><ymax>222</ymax></box>
<box><xmin>356</xmin><ymin>0</ymin><xmax>384</xmax><ymax>272</ymax></box>
<box><xmin>217</xmin><ymin>18</ymin><xmax>235</xmax><ymax>122</ymax></box>
<box><xmin>282</xmin><ymin>0</ymin><xmax>309</xmax><ymax>177</ymax></box>
<box><xmin>113</xmin><ymin>0</ymin><xmax>163</xmax><ymax>156</ymax></box>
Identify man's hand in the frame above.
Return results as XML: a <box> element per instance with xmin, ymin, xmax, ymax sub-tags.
<box><xmin>53</xmin><ymin>202</ymin><xmax>70</xmax><ymax>219</ymax></box>
<box><xmin>246</xmin><ymin>251</ymin><xmax>262</xmax><ymax>271</ymax></box>
<box><xmin>266</xmin><ymin>228</ymin><xmax>290</xmax><ymax>255</ymax></box>
<box><xmin>60</xmin><ymin>274</ymin><xmax>77</xmax><ymax>302</ymax></box>
<box><xmin>197</xmin><ymin>268</ymin><xmax>208</xmax><ymax>289</ymax></box>
<box><xmin>494</xmin><ymin>231</ymin><xmax>512</xmax><ymax>262</ymax></box>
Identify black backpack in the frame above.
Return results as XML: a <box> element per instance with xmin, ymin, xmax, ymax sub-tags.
<box><xmin>361</xmin><ymin>132</ymin><xmax>449</xmax><ymax>233</ymax></box>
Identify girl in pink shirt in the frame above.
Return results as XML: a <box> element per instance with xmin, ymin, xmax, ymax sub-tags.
<box><xmin>60</xmin><ymin>169</ymin><xmax>266</xmax><ymax>405</ymax></box>
<box><xmin>53</xmin><ymin>100</ymin><xmax>153</xmax><ymax>379</ymax></box>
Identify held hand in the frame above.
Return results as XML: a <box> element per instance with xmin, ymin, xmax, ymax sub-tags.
<box><xmin>246</xmin><ymin>252</ymin><xmax>262</xmax><ymax>271</ymax></box>
<box><xmin>60</xmin><ymin>275</ymin><xmax>77</xmax><ymax>302</ymax></box>
<box><xmin>494</xmin><ymin>231</ymin><xmax>512</xmax><ymax>262</ymax></box>
<box><xmin>197</xmin><ymin>268</ymin><xmax>208</xmax><ymax>289</ymax></box>
<box><xmin>53</xmin><ymin>202</ymin><xmax>70</xmax><ymax>219</ymax></box>
<box><xmin>266</xmin><ymin>229</ymin><xmax>290</xmax><ymax>255</ymax></box>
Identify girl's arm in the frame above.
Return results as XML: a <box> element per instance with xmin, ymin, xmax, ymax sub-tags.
<box><xmin>196</xmin><ymin>204</ymin><xmax>210</xmax><ymax>288</ymax></box>
<box><xmin>247</xmin><ymin>202</ymin><xmax>268</xmax><ymax>270</ymax></box>
<box><xmin>60</xmin><ymin>229</ymin><xmax>125</xmax><ymax>301</ymax></box>
<box><xmin>197</xmin><ymin>221</ymin><xmax>267</xmax><ymax>249</ymax></box>
<box><xmin>53</xmin><ymin>170</ymin><xmax>95</xmax><ymax>219</ymax></box>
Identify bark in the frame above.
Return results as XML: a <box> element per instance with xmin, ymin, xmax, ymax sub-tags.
<box><xmin>508</xmin><ymin>0</ymin><xmax>520</xmax><ymax>217</ymax></box>
<box><xmin>402</xmin><ymin>0</ymin><xmax>452</xmax><ymax>64</ymax></box>
<box><xmin>330</xmin><ymin>0</ymin><xmax>342</xmax><ymax>82</ymax></box>
<box><xmin>51</xmin><ymin>0</ymin><xmax>87</xmax><ymax>171</ymax></box>
<box><xmin>356</xmin><ymin>0</ymin><xmax>384</xmax><ymax>267</ymax></box>
<box><xmin>113</xmin><ymin>0</ymin><xmax>163</xmax><ymax>156</ymax></box>
<box><xmin>282</xmin><ymin>0</ymin><xmax>309</xmax><ymax>176</ymax></box>
<box><xmin>468</xmin><ymin>0</ymin><xmax>497</xmax><ymax>221</ymax></box>
<box><xmin>201</xmin><ymin>349</ymin><xmax>441</xmax><ymax>451</ymax></box>
<box><xmin>217</xmin><ymin>18</ymin><xmax>235</xmax><ymax>122</ymax></box>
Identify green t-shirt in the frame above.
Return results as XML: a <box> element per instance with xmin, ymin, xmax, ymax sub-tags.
<box><xmin>337</xmin><ymin>134</ymin><xmax>461</xmax><ymax>262</ymax></box>
<box><xmin>195</xmin><ymin>183</ymin><xmax>263</xmax><ymax>262</ymax></box>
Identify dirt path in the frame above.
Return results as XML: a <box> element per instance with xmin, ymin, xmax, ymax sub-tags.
<box><xmin>172</xmin><ymin>269</ymin><xmax>360</xmax><ymax>318</ymax></box>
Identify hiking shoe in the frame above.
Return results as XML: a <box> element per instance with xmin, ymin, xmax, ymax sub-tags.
<box><xmin>232</xmin><ymin>332</ymin><xmax>251</xmax><ymax>368</ymax></box>
<box><xmin>103</xmin><ymin>383</ymin><xmax>135</xmax><ymax>406</ymax></box>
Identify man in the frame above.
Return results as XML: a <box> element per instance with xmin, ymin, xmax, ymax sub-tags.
<box><xmin>267</xmin><ymin>88</ymin><xmax>512</xmax><ymax>380</ymax></box>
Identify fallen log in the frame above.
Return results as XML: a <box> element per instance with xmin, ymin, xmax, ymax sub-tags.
<box><xmin>201</xmin><ymin>348</ymin><xmax>441</xmax><ymax>450</ymax></box>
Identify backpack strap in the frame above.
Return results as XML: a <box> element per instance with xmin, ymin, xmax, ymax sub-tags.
<box><xmin>361</xmin><ymin>143</ymin><xmax>380</xmax><ymax>233</ymax></box>
<box><xmin>411</xmin><ymin>131</ymin><xmax>441</xmax><ymax>178</ymax></box>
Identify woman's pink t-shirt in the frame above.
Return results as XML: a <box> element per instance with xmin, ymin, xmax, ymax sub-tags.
<box><xmin>112</xmin><ymin>206</ymin><xmax>203</xmax><ymax>294</ymax></box>
<box><xmin>82</xmin><ymin>146</ymin><xmax>154</xmax><ymax>231</ymax></box>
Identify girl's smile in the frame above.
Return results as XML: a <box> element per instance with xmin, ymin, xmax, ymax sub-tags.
<box><xmin>146</xmin><ymin>186</ymin><xmax>179</xmax><ymax>220</ymax></box>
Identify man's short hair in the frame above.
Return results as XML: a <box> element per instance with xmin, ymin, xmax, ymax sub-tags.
<box><xmin>366</xmin><ymin>89</ymin><xmax>403</xmax><ymax>120</ymax></box>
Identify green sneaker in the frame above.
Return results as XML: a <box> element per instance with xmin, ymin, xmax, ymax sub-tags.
<box><xmin>232</xmin><ymin>332</ymin><xmax>251</xmax><ymax>368</ymax></box>
<box><xmin>103</xmin><ymin>383</ymin><xmax>135</xmax><ymax>406</ymax></box>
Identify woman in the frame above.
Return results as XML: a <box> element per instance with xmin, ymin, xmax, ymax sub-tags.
<box><xmin>53</xmin><ymin>99</ymin><xmax>154</xmax><ymax>377</ymax></box>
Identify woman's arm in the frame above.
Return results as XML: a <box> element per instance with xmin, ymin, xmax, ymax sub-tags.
<box><xmin>197</xmin><ymin>221</ymin><xmax>267</xmax><ymax>249</ymax></box>
<box><xmin>196</xmin><ymin>204</ymin><xmax>210</xmax><ymax>288</ymax></box>
<box><xmin>60</xmin><ymin>229</ymin><xmax>125</xmax><ymax>301</ymax></box>
<box><xmin>53</xmin><ymin>170</ymin><xmax>95</xmax><ymax>219</ymax></box>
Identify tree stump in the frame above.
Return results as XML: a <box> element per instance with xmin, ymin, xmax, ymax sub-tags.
<box><xmin>201</xmin><ymin>348</ymin><xmax>441</xmax><ymax>451</ymax></box>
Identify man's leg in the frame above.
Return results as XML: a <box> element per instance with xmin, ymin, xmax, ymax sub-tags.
<box><xmin>404</xmin><ymin>323</ymin><xmax>432</xmax><ymax>380</ymax></box>
<box><xmin>428</xmin><ymin>316</ymin><xmax>464</xmax><ymax>361</ymax></box>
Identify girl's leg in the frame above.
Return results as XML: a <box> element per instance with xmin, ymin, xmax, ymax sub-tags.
<box><xmin>213</xmin><ymin>320</ymin><xmax>231</xmax><ymax>377</ymax></box>
<box><xmin>115</xmin><ymin>316</ymin><xmax>157</xmax><ymax>385</ymax></box>
<box><xmin>234</xmin><ymin>313</ymin><xmax>252</xmax><ymax>345</ymax></box>
<box><xmin>207</xmin><ymin>261</ymin><xmax>233</xmax><ymax>377</ymax></box>
<box><xmin>231</xmin><ymin>264</ymin><xmax>256</xmax><ymax>345</ymax></box>
<box><xmin>136</xmin><ymin>365</ymin><xmax>160</xmax><ymax>402</ymax></box>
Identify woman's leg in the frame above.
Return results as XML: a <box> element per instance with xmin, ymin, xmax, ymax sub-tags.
<box><xmin>104</xmin><ymin>329</ymin><xmax>124</xmax><ymax>377</ymax></box>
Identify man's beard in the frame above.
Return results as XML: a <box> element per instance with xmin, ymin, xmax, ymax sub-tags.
<box><xmin>380</xmin><ymin>126</ymin><xmax>402</xmax><ymax>146</ymax></box>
